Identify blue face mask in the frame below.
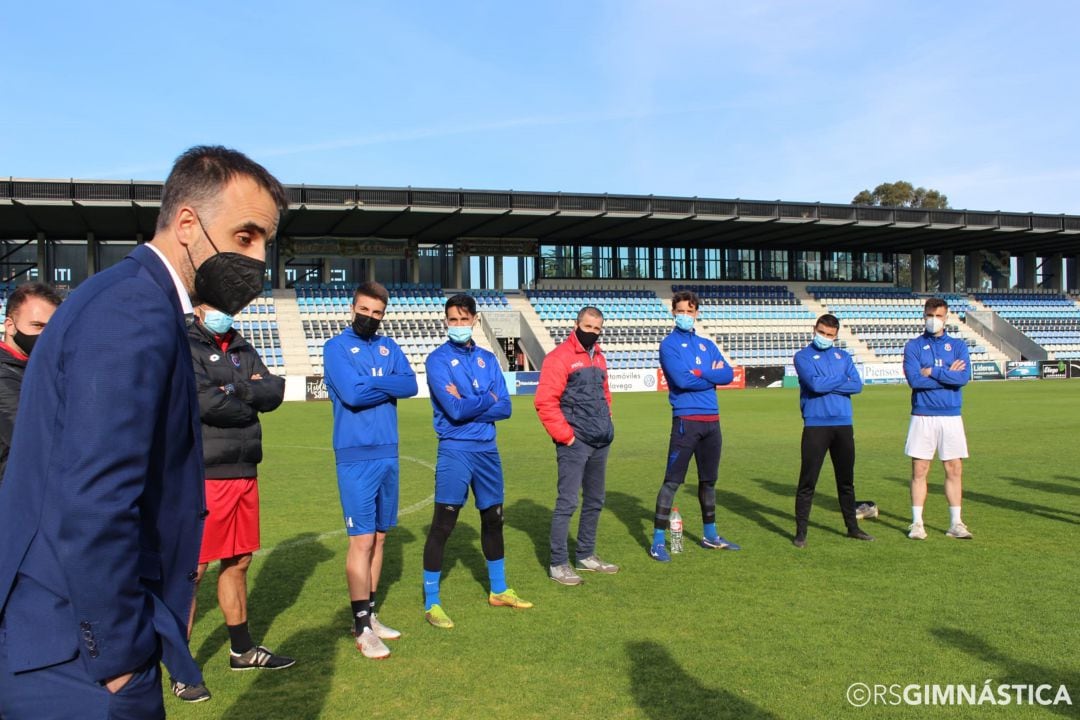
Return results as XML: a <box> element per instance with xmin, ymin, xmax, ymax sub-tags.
<box><xmin>812</xmin><ymin>333</ymin><xmax>834</xmax><ymax>350</ymax></box>
<box><xmin>203</xmin><ymin>309</ymin><xmax>235</xmax><ymax>334</ymax></box>
<box><xmin>448</xmin><ymin>326</ymin><xmax>473</xmax><ymax>344</ymax></box>
<box><xmin>674</xmin><ymin>314</ymin><xmax>695</xmax><ymax>332</ymax></box>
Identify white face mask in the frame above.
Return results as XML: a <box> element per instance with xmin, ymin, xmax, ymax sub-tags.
<box><xmin>925</xmin><ymin>316</ymin><xmax>945</xmax><ymax>334</ymax></box>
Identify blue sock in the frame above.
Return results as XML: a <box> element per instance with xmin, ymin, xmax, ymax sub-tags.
<box><xmin>704</xmin><ymin>522</ymin><xmax>718</xmax><ymax>539</ymax></box>
<box><xmin>487</xmin><ymin>558</ymin><xmax>507</xmax><ymax>594</ymax></box>
<box><xmin>423</xmin><ymin>569</ymin><xmax>441</xmax><ymax>611</ymax></box>
<box><xmin>652</xmin><ymin>528</ymin><xmax>666</xmax><ymax>546</ymax></box>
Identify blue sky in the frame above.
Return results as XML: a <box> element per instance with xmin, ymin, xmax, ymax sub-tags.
<box><xmin>3</xmin><ymin>1</ymin><xmax>1079</xmax><ymax>214</ymax></box>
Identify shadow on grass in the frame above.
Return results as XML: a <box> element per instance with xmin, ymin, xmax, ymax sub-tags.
<box><xmin>378</xmin><ymin>525</ymin><xmax>417</xmax><ymax>596</ymax></box>
<box><xmin>195</xmin><ymin>532</ymin><xmax>335</xmax><ymax>668</ymax></box>
<box><xmin>221</xmin><ymin>607</ymin><xmax>352</xmax><ymax>719</ymax></box>
<box><xmin>605</xmin><ymin>490</ymin><xmax>653</xmax><ymax>553</ymax></box>
<box><xmin>718</xmin><ymin>487</ymin><xmax>845</xmax><ymax>542</ymax></box>
<box><xmin>505</xmin><ymin>497</ymin><xmax>553</xmax><ymax>570</ymax></box>
<box><xmin>965</xmin><ymin>489</ymin><xmax>1080</xmax><ymax>526</ymax></box>
<box><xmin>628</xmin><ymin>641</ymin><xmax>779</xmax><ymax>720</ymax></box>
<box><xmin>1005</xmin><ymin>476</ymin><xmax>1080</xmax><ymax>498</ymax></box>
<box><xmin>932</xmin><ymin>627</ymin><xmax>1079</xmax><ymax>717</ymax></box>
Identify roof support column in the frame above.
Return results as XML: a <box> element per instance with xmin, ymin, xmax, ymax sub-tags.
<box><xmin>86</xmin><ymin>232</ymin><xmax>97</xmax><ymax>278</ymax></box>
<box><xmin>453</xmin><ymin>251</ymin><xmax>463</xmax><ymax>289</ymax></box>
<box><xmin>36</xmin><ymin>232</ymin><xmax>48</xmax><ymax>284</ymax></box>
<box><xmin>1019</xmin><ymin>252</ymin><xmax>1037</xmax><ymax>289</ymax></box>
<box><xmin>1045</xmin><ymin>253</ymin><xmax>1063</xmax><ymax>291</ymax></box>
<box><xmin>939</xmin><ymin>250</ymin><xmax>955</xmax><ymax>293</ymax></box>
<box><xmin>494</xmin><ymin>255</ymin><xmax>504</xmax><ymax>290</ymax></box>
<box><xmin>409</xmin><ymin>248</ymin><xmax>420</xmax><ymax>284</ymax></box>
<box><xmin>364</xmin><ymin>259</ymin><xmax>375</xmax><ymax>283</ymax></box>
<box><xmin>910</xmin><ymin>249</ymin><xmax>926</xmax><ymax>292</ymax></box>
<box><xmin>965</xmin><ymin>250</ymin><xmax>983</xmax><ymax>290</ymax></box>
<box><xmin>1066</xmin><ymin>256</ymin><xmax>1079</xmax><ymax>292</ymax></box>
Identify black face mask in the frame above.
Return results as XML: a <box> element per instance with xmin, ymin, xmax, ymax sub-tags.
<box><xmin>353</xmin><ymin>313</ymin><xmax>381</xmax><ymax>338</ymax></box>
<box><xmin>13</xmin><ymin>330</ymin><xmax>39</xmax><ymax>356</ymax></box>
<box><xmin>189</xmin><ymin>215</ymin><xmax>266</xmax><ymax>316</ymax></box>
<box><xmin>575</xmin><ymin>328</ymin><xmax>600</xmax><ymax>350</ymax></box>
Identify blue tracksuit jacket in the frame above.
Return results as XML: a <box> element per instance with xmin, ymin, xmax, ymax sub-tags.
<box><xmin>324</xmin><ymin>328</ymin><xmax>418</xmax><ymax>462</ymax></box>
<box><xmin>426</xmin><ymin>340</ymin><xmax>511</xmax><ymax>451</ymax></box>
<box><xmin>903</xmin><ymin>331</ymin><xmax>970</xmax><ymax>416</ymax></box>
<box><xmin>793</xmin><ymin>343</ymin><xmax>863</xmax><ymax>426</ymax></box>
<box><xmin>659</xmin><ymin>327</ymin><xmax>734</xmax><ymax>417</ymax></box>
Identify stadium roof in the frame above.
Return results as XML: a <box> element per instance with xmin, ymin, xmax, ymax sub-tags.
<box><xmin>2</xmin><ymin>178</ymin><xmax>1079</xmax><ymax>255</ymax></box>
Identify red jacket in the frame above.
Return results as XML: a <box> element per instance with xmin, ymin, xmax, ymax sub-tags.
<box><xmin>534</xmin><ymin>333</ymin><xmax>614</xmax><ymax>447</ymax></box>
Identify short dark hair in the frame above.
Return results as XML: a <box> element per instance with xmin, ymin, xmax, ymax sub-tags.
<box><xmin>354</xmin><ymin>281</ymin><xmax>389</xmax><ymax>306</ymax></box>
<box><xmin>924</xmin><ymin>297</ymin><xmax>949</xmax><ymax>313</ymax></box>
<box><xmin>815</xmin><ymin>313</ymin><xmax>840</xmax><ymax>330</ymax></box>
<box><xmin>7</xmin><ymin>283</ymin><xmax>63</xmax><ymax>318</ymax></box>
<box><xmin>445</xmin><ymin>293</ymin><xmax>477</xmax><ymax>317</ymax></box>
<box><xmin>671</xmin><ymin>290</ymin><xmax>699</xmax><ymax>310</ymax></box>
<box><xmin>577</xmin><ymin>306</ymin><xmax>603</xmax><ymax>323</ymax></box>
<box><xmin>156</xmin><ymin>145</ymin><xmax>289</xmax><ymax>232</ymax></box>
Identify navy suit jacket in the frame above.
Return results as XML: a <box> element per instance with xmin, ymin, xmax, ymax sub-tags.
<box><xmin>0</xmin><ymin>244</ymin><xmax>205</xmax><ymax>685</ymax></box>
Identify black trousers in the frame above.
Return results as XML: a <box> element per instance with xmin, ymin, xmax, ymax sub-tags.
<box><xmin>795</xmin><ymin>425</ymin><xmax>858</xmax><ymax>534</ymax></box>
<box><xmin>654</xmin><ymin>418</ymin><xmax>722</xmax><ymax>529</ymax></box>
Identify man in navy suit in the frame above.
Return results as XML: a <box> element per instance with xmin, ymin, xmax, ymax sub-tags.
<box><xmin>0</xmin><ymin>146</ymin><xmax>287</xmax><ymax>719</ymax></box>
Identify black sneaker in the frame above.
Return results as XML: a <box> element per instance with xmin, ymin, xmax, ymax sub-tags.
<box><xmin>171</xmin><ymin>679</ymin><xmax>212</xmax><ymax>703</ymax></box>
<box><xmin>847</xmin><ymin>529</ymin><xmax>875</xmax><ymax>542</ymax></box>
<box><xmin>230</xmin><ymin>645</ymin><xmax>297</xmax><ymax>671</ymax></box>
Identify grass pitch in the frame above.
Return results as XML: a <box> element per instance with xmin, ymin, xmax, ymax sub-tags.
<box><xmin>173</xmin><ymin>381</ymin><xmax>1079</xmax><ymax>719</ymax></box>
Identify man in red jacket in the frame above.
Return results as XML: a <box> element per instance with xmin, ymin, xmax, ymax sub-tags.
<box><xmin>534</xmin><ymin>306</ymin><xmax>618</xmax><ymax>586</ymax></box>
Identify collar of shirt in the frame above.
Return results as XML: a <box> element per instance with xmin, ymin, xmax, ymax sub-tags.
<box><xmin>145</xmin><ymin>243</ymin><xmax>194</xmax><ymax>322</ymax></box>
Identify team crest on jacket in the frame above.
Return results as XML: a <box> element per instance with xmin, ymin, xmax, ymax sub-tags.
<box><xmin>379</xmin><ymin>345</ymin><xmax>389</xmax><ymax>356</ymax></box>
<box><xmin>209</xmin><ymin>353</ymin><xmax>220</xmax><ymax>362</ymax></box>
<box><xmin>477</xmin><ymin>357</ymin><xmax>486</xmax><ymax>368</ymax></box>
<box><xmin>451</xmin><ymin>358</ymin><xmax>460</xmax><ymax>367</ymax></box>
<box><xmin>944</xmin><ymin>343</ymin><xmax>951</xmax><ymax>351</ymax></box>
<box><xmin>834</xmin><ymin>352</ymin><xmax>841</xmax><ymax>359</ymax></box>
<box><xmin>699</xmin><ymin>343</ymin><xmax>706</xmax><ymax>351</ymax></box>
<box><xmin>230</xmin><ymin>353</ymin><xmax>241</xmax><ymax>368</ymax></box>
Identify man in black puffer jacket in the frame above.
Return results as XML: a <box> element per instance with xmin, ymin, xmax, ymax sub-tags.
<box><xmin>182</xmin><ymin>304</ymin><xmax>292</xmax><ymax>703</ymax></box>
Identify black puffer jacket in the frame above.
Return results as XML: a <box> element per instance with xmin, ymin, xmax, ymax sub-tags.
<box><xmin>0</xmin><ymin>343</ymin><xmax>27</xmax><ymax>483</ymax></box>
<box><xmin>188</xmin><ymin>322</ymin><xmax>285</xmax><ymax>479</ymax></box>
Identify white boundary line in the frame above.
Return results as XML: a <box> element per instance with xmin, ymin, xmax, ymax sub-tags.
<box><xmin>254</xmin><ymin>446</ymin><xmax>435</xmax><ymax>556</ymax></box>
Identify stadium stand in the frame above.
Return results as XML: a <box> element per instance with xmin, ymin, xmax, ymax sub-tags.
<box><xmin>528</xmin><ymin>288</ymin><xmax>668</xmax><ymax>369</ymax></box>
<box><xmin>974</xmin><ymin>290</ymin><xmax>1080</xmax><ymax>359</ymax></box>
<box><xmin>809</xmin><ymin>285</ymin><xmax>990</xmax><ymax>362</ymax></box>
<box><xmin>233</xmin><ymin>291</ymin><xmax>283</xmax><ymax>368</ymax></box>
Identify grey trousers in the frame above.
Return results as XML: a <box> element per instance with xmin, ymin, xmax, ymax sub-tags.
<box><xmin>549</xmin><ymin>440</ymin><xmax>610</xmax><ymax>566</ymax></box>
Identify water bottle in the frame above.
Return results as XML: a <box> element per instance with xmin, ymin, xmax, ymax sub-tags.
<box><xmin>670</xmin><ymin>507</ymin><xmax>684</xmax><ymax>554</ymax></box>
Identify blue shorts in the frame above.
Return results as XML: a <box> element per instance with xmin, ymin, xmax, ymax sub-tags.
<box><xmin>434</xmin><ymin>448</ymin><xmax>504</xmax><ymax>510</ymax></box>
<box><xmin>336</xmin><ymin>458</ymin><xmax>398</xmax><ymax>535</ymax></box>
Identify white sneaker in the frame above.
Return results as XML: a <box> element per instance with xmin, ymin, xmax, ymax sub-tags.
<box><xmin>370</xmin><ymin>613</ymin><xmax>401</xmax><ymax>640</ymax></box>
<box><xmin>908</xmin><ymin>521</ymin><xmax>927</xmax><ymax>540</ymax></box>
<box><xmin>945</xmin><ymin>521</ymin><xmax>973</xmax><ymax>539</ymax></box>
<box><xmin>355</xmin><ymin>627</ymin><xmax>390</xmax><ymax>659</ymax></box>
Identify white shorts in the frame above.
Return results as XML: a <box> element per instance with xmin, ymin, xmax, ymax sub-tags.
<box><xmin>905</xmin><ymin>415</ymin><xmax>968</xmax><ymax>461</ymax></box>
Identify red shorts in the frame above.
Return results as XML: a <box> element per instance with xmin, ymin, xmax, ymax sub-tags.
<box><xmin>199</xmin><ymin>478</ymin><xmax>261</xmax><ymax>564</ymax></box>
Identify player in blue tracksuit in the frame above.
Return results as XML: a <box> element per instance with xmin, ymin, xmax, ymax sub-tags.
<box><xmin>421</xmin><ymin>294</ymin><xmax>532</xmax><ymax>629</ymax></box>
<box><xmin>902</xmin><ymin>297</ymin><xmax>972</xmax><ymax>541</ymax></box>
<box><xmin>791</xmin><ymin>314</ymin><xmax>874</xmax><ymax>548</ymax></box>
<box><xmin>324</xmin><ymin>281</ymin><xmax>417</xmax><ymax>659</ymax></box>
<box><xmin>649</xmin><ymin>290</ymin><xmax>739</xmax><ymax>562</ymax></box>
